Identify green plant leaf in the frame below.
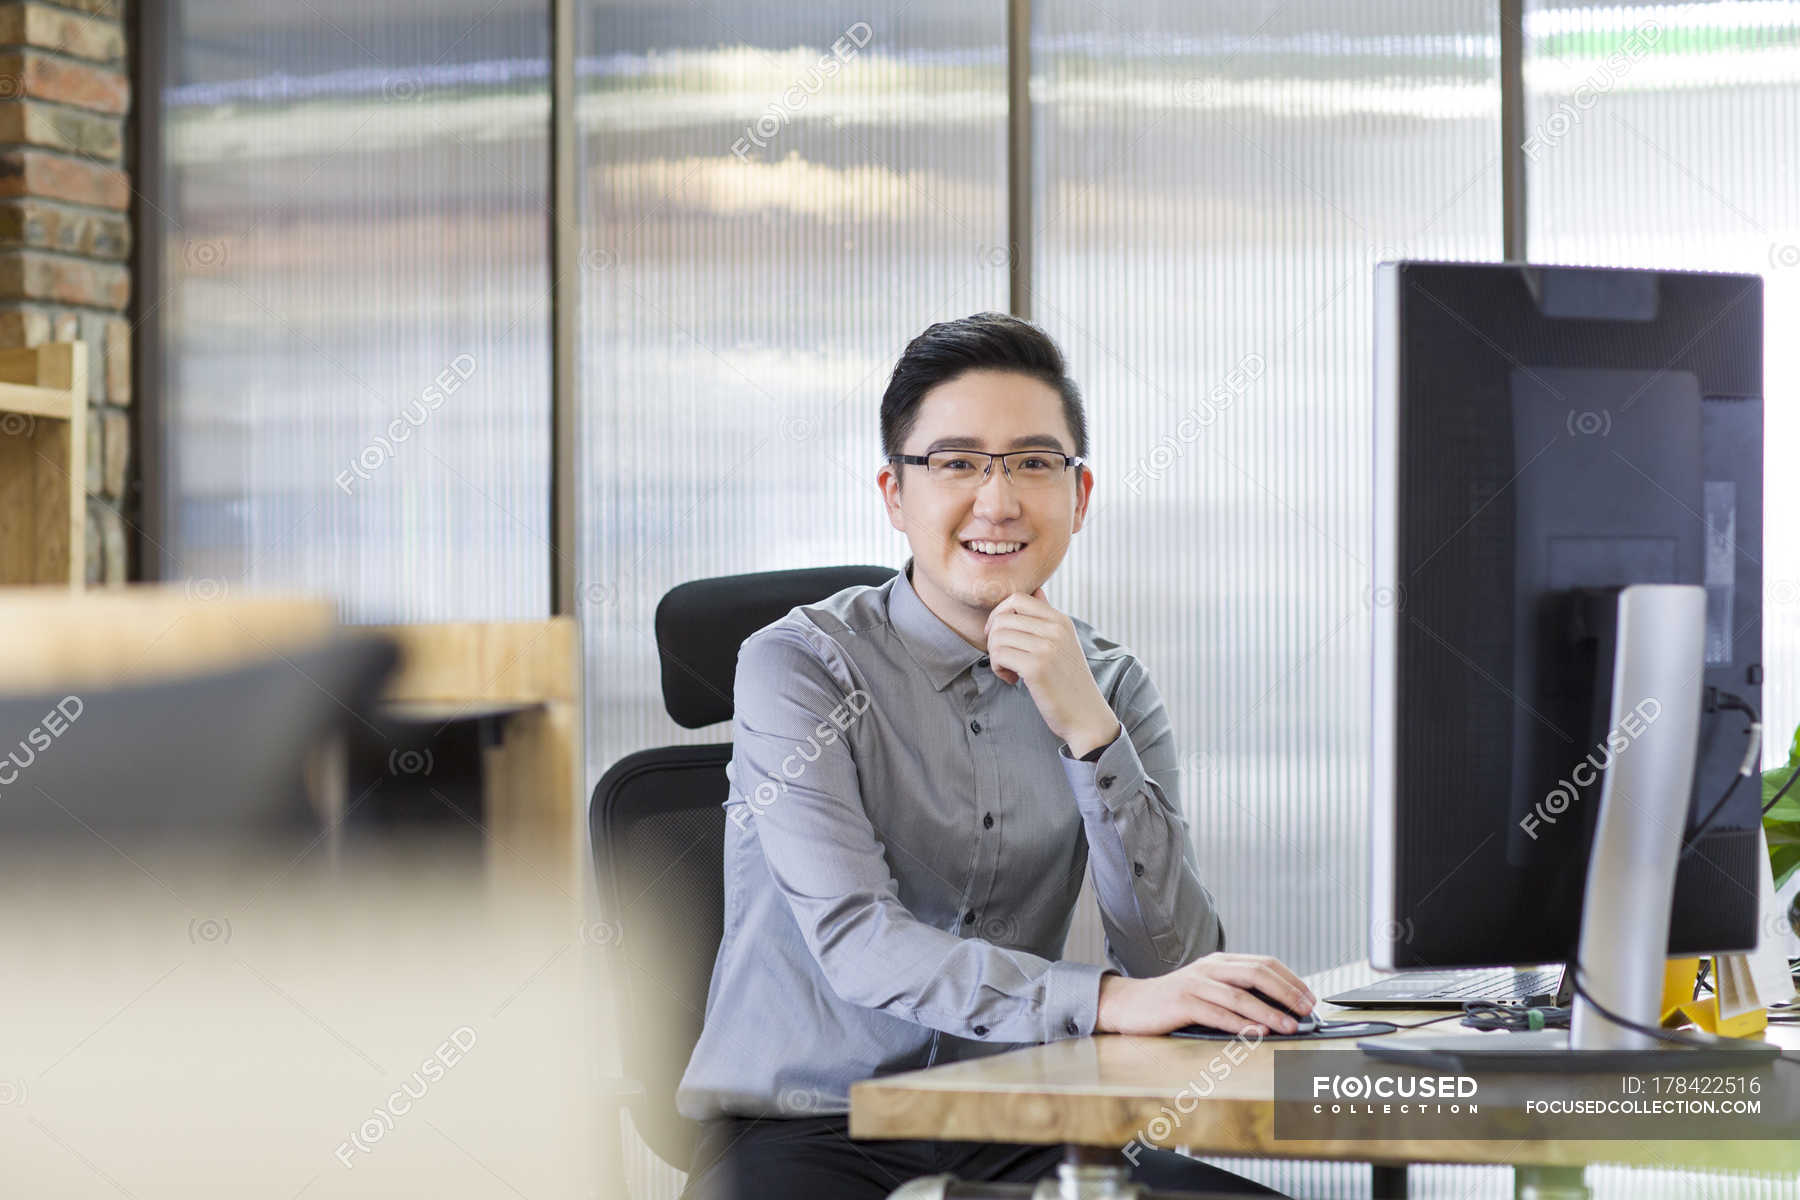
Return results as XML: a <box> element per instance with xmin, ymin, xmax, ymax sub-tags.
<box><xmin>1765</xmin><ymin>766</ymin><xmax>1800</xmax><ymax>823</ymax></box>
<box><xmin>1762</xmin><ymin>727</ymin><xmax>1800</xmax><ymax>891</ymax></box>
<box><xmin>1770</xmin><ymin>840</ymin><xmax>1800</xmax><ymax>893</ymax></box>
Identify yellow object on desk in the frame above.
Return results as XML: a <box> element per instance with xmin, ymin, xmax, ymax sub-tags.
<box><xmin>1660</xmin><ymin>957</ymin><xmax>1768</xmax><ymax>1037</ymax></box>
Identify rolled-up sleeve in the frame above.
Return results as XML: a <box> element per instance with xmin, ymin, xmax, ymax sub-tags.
<box><xmin>733</xmin><ymin>624</ymin><xmax>1107</xmax><ymax>1043</ymax></box>
<box><xmin>1058</xmin><ymin>659</ymin><xmax>1224</xmax><ymax>976</ymax></box>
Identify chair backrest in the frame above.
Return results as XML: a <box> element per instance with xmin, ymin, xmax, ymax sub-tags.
<box><xmin>588</xmin><ymin>564</ymin><xmax>895</xmax><ymax>1171</ymax></box>
<box><xmin>0</xmin><ymin>632</ymin><xmax>398</xmax><ymax>839</ymax></box>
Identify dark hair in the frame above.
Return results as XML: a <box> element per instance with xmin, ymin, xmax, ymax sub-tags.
<box><xmin>880</xmin><ymin>312</ymin><xmax>1088</xmax><ymax>466</ymax></box>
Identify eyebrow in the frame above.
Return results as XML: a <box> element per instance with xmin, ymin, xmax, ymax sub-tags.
<box><xmin>922</xmin><ymin>434</ymin><xmax>1070</xmax><ymax>453</ymax></box>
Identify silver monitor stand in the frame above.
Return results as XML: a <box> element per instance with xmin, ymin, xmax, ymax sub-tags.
<box><xmin>1363</xmin><ymin>584</ymin><xmax>1777</xmax><ymax>1072</ymax></box>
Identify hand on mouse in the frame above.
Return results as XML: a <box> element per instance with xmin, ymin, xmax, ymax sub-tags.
<box><xmin>1093</xmin><ymin>952</ymin><xmax>1317</xmax><ymax>1037</ymax></box>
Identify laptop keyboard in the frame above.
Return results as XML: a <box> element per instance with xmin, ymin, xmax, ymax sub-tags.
<box><xmin>1353</xmin><ymin>968</ymin><xmax>1562</xmax><ymax>1002</ymax></box>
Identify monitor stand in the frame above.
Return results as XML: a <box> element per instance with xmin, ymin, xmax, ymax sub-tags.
<box><xmin>1362</xmin><ymin>584</ymin><xmax>1779</xmax><ymax>1073</ymax></box>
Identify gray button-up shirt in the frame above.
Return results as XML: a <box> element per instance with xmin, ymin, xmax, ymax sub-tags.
<box><xmin>675</xmin><ymin>558</ymin><xmax>1224</xmax><ymax>1120</ymax></box>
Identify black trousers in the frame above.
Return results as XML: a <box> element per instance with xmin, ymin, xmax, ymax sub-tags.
<box><xmin>682</xmin><ymin>1113</ymin><xmax>1284</xmax><ymax>1199</ymax></box>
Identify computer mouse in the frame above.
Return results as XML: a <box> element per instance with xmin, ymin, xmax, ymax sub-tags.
<box><xmin>1167</xmin><ymin>989</ymin><xmax>1319</xmax><ymax>1038</ymax></box>
<box><xmin>1248</xmin><ymin>987</ymin><xmax>1319</xmax><ymax>1034</ymax></box>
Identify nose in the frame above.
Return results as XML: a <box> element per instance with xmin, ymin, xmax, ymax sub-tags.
<box><xmin>971</xmin><ymin>460</ymin><xmax>1023</xmax><ymax>522</ymax></box>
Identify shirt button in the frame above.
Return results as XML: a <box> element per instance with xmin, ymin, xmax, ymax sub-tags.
<box><xmin>973</xmin><ymin>1025</ymin><xmax>988</xmax><ymax>1037</ymax></box>
<box><xmin>1065</xmin><ymin>1018</ymin><xmax>1080</xmax><ymax>1036</ymax></box>
<box><xmin>1098</xmin><ymin>774</ymin><xmax>1116</xmax><ymax>789</ymax></box>
<box><xmin>983</xmin><ymin>813</ymin><xmax>994</xmax><ymax>829</ymax></box>
<box><xmin>964</xmin><ymin>910</ymin><xmax>976</xmax><ymax>925</ymax></box>
<box><xmin>1132</xmin><ymin>861</ymin><xmax>1145</xmax><ymax>877</ymax></box>
<box><xmin>970</xmin><ymin>719</ymin><xmax>982</xmax><ymax>734</ymax></box>
<box><xmin>977</xmin><ymin>656</ymin><xmax>989</xmax><ymax>668</ymax></box>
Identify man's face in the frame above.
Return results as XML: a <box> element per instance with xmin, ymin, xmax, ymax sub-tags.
<box><xmin>878</xmin><ymin>369</ymin><xmax>1093</xmax><ymax>616</ymax></box>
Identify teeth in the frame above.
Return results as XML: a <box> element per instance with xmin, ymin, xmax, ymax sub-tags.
<box><xmin>966</xmin><ymin>540</ymin><xmax>1024</xmax><ymax>556</ymax></box>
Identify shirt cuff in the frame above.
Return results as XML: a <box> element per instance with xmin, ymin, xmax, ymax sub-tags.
<box><xmin>1045</xmin><ymin>959</ymin><xmax>1109</xmax><ymax>1040</ymax></box>
<box><xmin>1058</xmin><ymin>725</ymin><xmax>1148</xmax><ymax>816</ymax></box>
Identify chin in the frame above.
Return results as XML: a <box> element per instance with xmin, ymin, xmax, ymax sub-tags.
<box><xmin>950</xmin><ymin>559</ymin><xmax>1032</xmax><ymax>609</ymax></box>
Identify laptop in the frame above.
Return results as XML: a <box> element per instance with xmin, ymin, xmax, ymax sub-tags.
<box><xmin>1326</xmin><ymin>965</ymin><xmax>1569</xmax><ymax>1010</ymax></box>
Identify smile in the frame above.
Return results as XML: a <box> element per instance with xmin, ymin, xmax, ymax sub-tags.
<box><xmin>962</xmin><ymin>539</ymin><xmax>1027</xmax><ymax>560</ymax></box>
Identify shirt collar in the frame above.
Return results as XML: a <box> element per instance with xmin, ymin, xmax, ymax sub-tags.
<box><xmin>890</xmin><ymin>557</ymin><xmax>987</xmax><ymax>691</ymax></box>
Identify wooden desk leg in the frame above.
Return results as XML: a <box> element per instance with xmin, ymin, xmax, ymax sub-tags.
<box><xmin>1371</xmin><ymin>1163</ymin><xmax>1408</xmax><ymax>1199</ymax></box>
<box><xmin>1514</xmin><ymin>1164</ymin><xmax>1586</xmax><ymax>1200</ymax></box>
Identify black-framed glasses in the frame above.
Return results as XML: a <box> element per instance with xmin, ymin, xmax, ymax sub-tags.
<box><xmin>887</xmin><ymin>449</ymin><xmax>1085</xmax><ymax>490</ymax></box>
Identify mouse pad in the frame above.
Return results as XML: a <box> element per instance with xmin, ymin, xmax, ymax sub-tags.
<box><xmin>1168</xmin><ymin>1020</ymin><xmax>1398</xmax><ymax>1041</ymax></box>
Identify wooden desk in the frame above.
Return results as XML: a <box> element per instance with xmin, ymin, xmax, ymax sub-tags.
<box><xmin>851</xmin><ymin>962</ymin><xmax>1800</xmax><ymax>1198</ymax></box>
<box><xmin>369</xmin><ymin>619</ymin><xmax>584</xmax><ymax>884</ymax></box>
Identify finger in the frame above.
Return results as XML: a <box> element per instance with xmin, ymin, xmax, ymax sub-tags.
<box><xmin>1262</xmin><ymin>960</ymin><xmax>1317</xmax><ymax>1011</ymax></box>
<box><xmin>984</xmin><ymin>593</ymin><xmax>1023</xmax><ymax>639</ymax></box>
<box><xmin>1183</xmin><ymin>997</ymin><xmax>1266</xmax><ymax>1038</ymax></box>
<box><xmin>1241</xmin><ymin>958</ymin><xmax>1316</xmax><ymax>1012</ymax></box>
<box><xmin>1001</xmin><ymin>590</ymin><xmax>1058</xmax><ymax>619</ymax></box>
<box><xmin>1207</xmin><ymin>957</ymin><xmax>1314</xmax><ymax>1014</ymax></box>
<box><xmin>986</xmin><ymin>629</ymin><xmax>1053</xmax><ymax>659</ymax></box>
<box><xmin>1197</xmin><ymin>979</ymin><xmax>1299</xmax><ymax>1034</ymax></box>
<box><xmin>986</xmin><ymin>608</ymin><xmax>1060</xmax><ymax>638</ymax></box>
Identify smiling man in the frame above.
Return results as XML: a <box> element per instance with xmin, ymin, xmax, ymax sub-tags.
<box><xmin>677</xmin><ymin>313</ymin><xmax>1307</xmax><ymax>1199</ymax></box>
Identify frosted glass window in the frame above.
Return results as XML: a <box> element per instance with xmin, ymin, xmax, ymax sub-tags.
<box><xmin>156</xmin><ymin>0</ymin><xmax>552</xmax><ymax>620</ymax></box>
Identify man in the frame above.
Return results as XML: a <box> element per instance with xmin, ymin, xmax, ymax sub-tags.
<box><xmin>678</xmin><ymin>313</ymin><xmax>1311</xmax><ymax>1198</ymax></box>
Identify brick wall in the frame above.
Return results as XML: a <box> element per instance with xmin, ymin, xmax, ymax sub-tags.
<box><xmin>0</xmin><ymin>0</ymin><xmax>129</xmax><ymax>583</ymax></box>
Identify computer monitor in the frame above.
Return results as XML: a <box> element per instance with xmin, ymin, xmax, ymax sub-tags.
<box><xmin>1369</xmin><ymin>262</ymin><xmax>1766</xmax><ymax>1055</ymax></box>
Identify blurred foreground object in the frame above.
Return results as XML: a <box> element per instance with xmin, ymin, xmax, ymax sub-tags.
<box><xmin>0</xmin><ymin>842</ymin><xmax>617</xmax><ymax>1198</ymax></box>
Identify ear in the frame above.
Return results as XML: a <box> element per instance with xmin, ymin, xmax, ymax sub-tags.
<box><xmin>878</xmin><ymin>462</ymin><xmax>906</xmax><ymax>532</ymax></box>
<box><xmin>1070</xmin><ymin>463</ymin><xmax>1094</xmax><ymax>535</ymax></box>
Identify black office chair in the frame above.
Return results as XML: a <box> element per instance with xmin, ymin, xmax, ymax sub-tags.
<box><xmin>588</xmin><ymin>564</ymin><xmax>897</xmax><ymax>1175</ymax></box>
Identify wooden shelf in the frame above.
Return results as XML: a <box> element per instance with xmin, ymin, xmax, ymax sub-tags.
<box><xmin>0</xmin><ymin>342</ymin><xmax>87</xmax><ymax>588</ymax></box>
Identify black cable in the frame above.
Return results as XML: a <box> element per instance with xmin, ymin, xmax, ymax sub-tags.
<box><xmin>1459</xmin><ymin>1001</ymin><xmax>1571</xmax><ymax>1032</ymax></box>
<box><xmin>1388</xmin><ymin>1012</ymin><xmax>1469</xmax><ymax>1031</ymax></box>
<box><xmin>1680</xmin><ymin>692</ymin><xmax>1761</xmax><ymax>860</ymax></box>
<box><xmin>1566</xmin><ymin>958</ymin><xmax>1800</xmax><ymax>1068</ymax></box>
<box><xmin>1763</xmin><ymin>760</ymin><xmax>1798</xmax><ymax>818</ymax></box>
